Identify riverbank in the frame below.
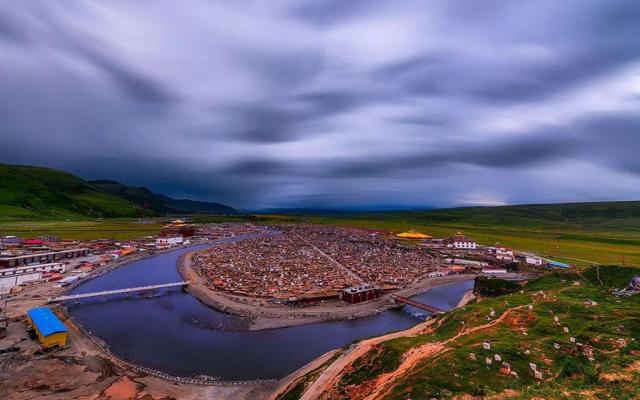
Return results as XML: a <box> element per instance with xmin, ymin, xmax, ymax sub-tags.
<box><xmin>0</xmin><ymin>296</ymin><xmax>275</xmax><ymax>400</ymax></box>
<box><xmin>179</xmin><ymin>250</ymin><xmax>476</xmax><ymax>330</ymax></box>
<box><xmin>63</xmin><ymin>239</ymin><xmax>213</xmax><ymax>295</ymax></box>
<box><xmin>456</xmin><ymin>289</ymin><xmax>476</xmax><ymax>308</ymax></box>
<box><xmin>52</xmin><ymin>234</ymin><xmax>473</xmax><ymax>393</ymax></box>
<box><xmin>270</xmin><ymin>284</ymin><xmax>478</xmax><ymax>399</ymax></box>
<box><xmin>275</xmin><ymin>312</ymin><xmax>441</xmax><ymax>400</ymax></box>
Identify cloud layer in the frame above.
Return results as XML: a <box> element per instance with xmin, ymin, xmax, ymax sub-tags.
<box><xmin>1</xmin><ymin>0</ymin><xmax>639</xmax><ymax>209</ymax></box>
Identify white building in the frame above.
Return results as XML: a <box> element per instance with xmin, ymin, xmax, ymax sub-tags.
<box><xmin>445</xmin><ymin>235</ymin><xmax>477</xmax><ymax>250</ymax></box>
<box><xmin>0</xmin><ymin>262</ymin><xmax>64</xmax><ymax>293</ymax></box>
<box><xmin>0</xmin><ymin>262</ymin><xmax>65</xmax><ymax>277</ymax></box>
<box><xmin>482</xmin><ymin>268</ymin><xmax>508</xmax><ymax>274</ymax></box>
<box><xmin>0</xmin><ymin>271</ymin><xmax>42</xmax><ymax>293</ymax></box>
<box><xmin>156</xmin><ymin>236</ymin><xmax>184</xmax><ymax>248</ymax></box>
<box><xmin>495</xmin><ymin>247</ymin><xmax>514</xmax><ymax>261</ymax></box>
<box><xmin>525</xmin><ymin>255</ymin><xmax>543</xmax><ymax>266</ymax></box>
<box><xmin>452</xmin><ymin>258</ymin><xmax>488</xmax><ymax>267</ymax></box>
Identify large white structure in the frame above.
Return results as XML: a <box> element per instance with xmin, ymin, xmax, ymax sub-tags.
<box><xmin>524</xmin><ymin>255</ymin><xmax>543</xmax><ymax>266</ymax></box>
<box><xmin>445</xmin><ymin>235</ymin><xmax>477</xmax><ymax>249</ymax></box>
<box><xmin>0</xmin><ymin>262</ymin><xmax>65</xmax><ymax>293</ymax></box>
<box><xmin>450</xmin><ymin>258</ymin><xmax>488</xmax><ymax>267</ymax></box>
<box><xmin>156</xmin><ymin>236</ymin><xmax>184</xmax><ymax>248</ymax></box>
<box><xmin>0</xmin><ymin>262</ymin><xmax>65</xmax><ymax>277</ymax></box>
<box><xmin>482</xmin><ymin>268</ymin><xmax>508</xmax><ymax>274</ymax></box>
<box><xmin>495</xmin><ymin>247</ymin><xmax>515</xmax><ymax>261</ymax></box>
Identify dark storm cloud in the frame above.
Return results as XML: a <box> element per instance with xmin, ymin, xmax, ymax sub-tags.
<box><xmin>0</xmin><ymin>13</ymin><xmax>28</xmax><ymax>43</ymax></box>
<box><xmin>578</xmin><ymin>113</ymin><xmax>640</xmax><ymax>176</ymax></box>
<box><xmin>375</xmin><ymin>43</ymin><xmax>640</xmax><ymax>104</ymax></box>
<box><xmin>223</xmin><ymin>90</ymin><xmax>376</xmax><ymax>143</ymax></box>
<box><xmin>292</xmin><ymin>0</ymin><xmax>379</xmax><ymax>26</ymax></box>
<box><xmin>469</xmin><ymin>46</ymin><xmax>640</xmax><ymax>103</ymax></box>
<box><xmin>392</xmin><ymin>113</ymin><xmax>450</xmax><ymax>127</ymax></box>
<box><xmin>38</xmin><ymin>13</ymin><xmax>177</xmax><ymax>103</ymax></box>
<box><xmin>80</xmin><ymin>48</ymin><xmax>176</xmax><ymax>103</ymax></box>
<box><xmin>326</xmin><ymin>131</ymin><xmax>580</xmax><ymax>178</ymax></box>
<box><xmin>1</xmin><ymin>0</ymin><xmax>639</xmax><ymax>209</ymax></box>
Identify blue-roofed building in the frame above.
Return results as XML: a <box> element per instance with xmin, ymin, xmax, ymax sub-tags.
<box><xmin>26</xmin><ymin>307</ymin><xmax>68</xmax><ymax>347</ymax></box>
<box><xmin>547</xmin><ymin>260</ymin><xmax>572</xmax><ymax>269</ymax></box>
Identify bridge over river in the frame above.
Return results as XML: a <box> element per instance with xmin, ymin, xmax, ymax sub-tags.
<box><xmin>48</xmin><ymin>281</ymin><xmax>188</xmax><ymax>303</ymax></box>
<box><xmin>64</xmin><ymin>238</ymin><xmax>474</xmax><ymax>380</ymax></box>
<box><xmin>391</xmin><ymin>294</ymin><xmax>444</xmax><ymax>314</ymax></box>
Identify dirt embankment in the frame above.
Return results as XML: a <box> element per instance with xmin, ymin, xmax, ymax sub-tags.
<box><xmin>179</xmin><ymin>251</ymin><xmax>475</xmax><ymax>330</ymax></box>
<box><xmin>304</xmin><ymin>305</ymin><xmax>526</xmax><ymax>400</ymax></box>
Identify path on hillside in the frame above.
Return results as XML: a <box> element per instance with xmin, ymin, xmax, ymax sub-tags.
<box><xmin>299</xmin><ymin>319</ymin><xmax>436</xmax><ymax>400</ymax></box>
<box><xmin>561</xmin><ymin>256</ymin><xmax>600</xmax><ymax>265</ymax></box>
<box><xmin>303</xmin><ymin>305</ymin><xmax>525</xmax><ymax>400</ymax></box>
<box><xmin>365</xmin><ymin>305</ymin><xmax>526</xmax><ymax>400</ymax></box>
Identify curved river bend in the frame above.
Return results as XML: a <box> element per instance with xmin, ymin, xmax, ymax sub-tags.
<box><xmin>67</xmin><ymin>236</ymin><xmax>474</xmax><ymax>380</ymax></box>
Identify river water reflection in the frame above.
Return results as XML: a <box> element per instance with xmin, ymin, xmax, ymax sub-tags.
<box><xmin>67</xmin><ymin>238</ymin><xmax>474</xmax><ymax>380</ymax></box>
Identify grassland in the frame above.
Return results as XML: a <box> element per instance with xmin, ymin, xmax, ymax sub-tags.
<box><xmin>0</xmin><ymin>214</ymin><xmax>265</xmax><ymax>240</ymax></box>
<box><xmin>325</xmin><ymin>265</ymin><xmax>640</xmax><ymax>399</ymax></box>
<box><xmin>2</xmin><ymin>199</ymin><xmax>640</xmax><ymax>265</ymax></box>
<box><xmin>0</xmin><ymin>163</ymin><xmax>236</xmax><ymax>221</ymax></box>
<box><xmin>0</xmin><ymin>219</ymin><xmax>166</xmax><ymax>240</ymax></box>
<box><xmin>257</xmin><ymin>202</ymin><xmax>640</xmax><ymax>267</ymax></box>
<box><xmin>0</xmin><ymin>163</ymin><xmax>149</xmax><ymax>220</ymax></box>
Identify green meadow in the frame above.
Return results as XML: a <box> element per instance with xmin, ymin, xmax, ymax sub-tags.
<box><xmin>2</xmin><ymin>201</ymin><xmax>640</xmax><ymax>267</ymax></box>
<box><xmin>333</xmin><ymin>266</ymin><xmax>640</xmax><ymax>399</ymax></box>
<box><xmin>0</xmin><ymin>219</ymin><xmax>165</xmax><ymax>240</ymax></box>
<box><xmin>257</xmin><ymin>202</ymin><xmax>640</xmax><ymax>267</ymax></box>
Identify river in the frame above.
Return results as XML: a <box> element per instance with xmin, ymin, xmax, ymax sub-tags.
<box><xmin>67</xmin><ymin>237</ymin><xmax>474</xmax><ymax>380</ymax></box>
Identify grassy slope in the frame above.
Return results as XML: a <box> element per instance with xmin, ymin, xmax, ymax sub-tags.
<box><xmin>331</xmin><ymin>266</ymin><xmax>640</xmax><ymax>399</ymax></box>
<box><xmin>259</xmin><ymin>202</ymin><xmax>640</xmax><ymax>267</ymax></box>
<box><xmin>0</xmin><ymin>164</ymin><xmax>149</xmax><ymax>221</ymax></box>
<box><xmin>0</xmin><ymin>164</ymin><xmax>235</xmax><ymax>221</ymax></box>
<box><xmin>91</xmin><ymin>180</ymin><xmax>237</xmax><ymax>214</ymax></box>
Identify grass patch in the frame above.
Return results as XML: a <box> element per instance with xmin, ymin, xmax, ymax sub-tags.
<box><xmin>334</xmin><ymin>266</ymin><xmax>640</xmax><ymax>399</ymax></box>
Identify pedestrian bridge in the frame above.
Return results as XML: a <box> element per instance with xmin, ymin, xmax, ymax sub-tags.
<box><xmin>391</xmin><ymin>295</ymin><xmax>444</xmax><ymax>314</ymax></box>
<box><xmin>48</xmin><ymin>281</ymin><xmax>188</xmax><ymax>303</ymax></box>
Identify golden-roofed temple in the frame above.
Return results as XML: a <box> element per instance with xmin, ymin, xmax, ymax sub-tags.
<box><xmin>395</xmin><ymin>230</ymin><xmax>432</xmax><ymax>239</ymax></box>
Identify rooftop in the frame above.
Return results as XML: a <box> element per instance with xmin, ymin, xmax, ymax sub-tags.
<box><xmin>27</xmin><ymin>307</ymin><xmax>67</xmax><ymax>337</ymax></box>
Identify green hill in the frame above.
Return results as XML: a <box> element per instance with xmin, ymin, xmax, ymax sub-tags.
<box><xmin>91</xmin><ymin>180</ymin><xmax>236</xmax><ymax>214</ymax></box>
<box><xmin>0</xmin><ymin>164</ymin><xmax>149</xmax><ymax>220</ymax></box>
<box><xmin>0</xmin><ymin>163</ymin><xmax>235</xmax><ymax>221</ymax></box>
<box><xmin>292</xmin><ymin>265</ymin><xmax>640</xmax><ymax>400</ymax></box>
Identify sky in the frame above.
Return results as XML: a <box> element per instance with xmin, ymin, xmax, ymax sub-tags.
<box><xmin>1</xmin><ymin>0</ymin><xmax>639</xmax><ymax>210</ymax></box>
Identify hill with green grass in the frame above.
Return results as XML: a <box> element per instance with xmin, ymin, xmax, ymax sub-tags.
<box><xmin>282</xmin><ymin>265</ymin><xmax>640</xmax><ymax>399</ymax></box>
<box><xmin>91</xmin><ymin>180</ymin><xmax>236</xmax><ymax>215</ymax></box>
<box><xmin>0</xmin><ymin>163</ymin><xmax>235</xmax><ymax>221</ymax></box>
<box><xmin>0</xmin><ymin>163</ymin><xmax>150</xmax><ymax>220</ymax></box>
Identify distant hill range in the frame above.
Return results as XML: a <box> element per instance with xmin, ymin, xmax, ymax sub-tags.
<box><xmin>90</xmin><ymin>180</ymin><xmax>236</xmax><ymax>215</ymax></box>
<box><xmin>0</xmin><ymin>163</ymin><xmax>236</xmax><ymax>220</ymax></box>
<box><xmin>260</xmin><ymin>201</ymin><xmax>640</xmax><ymax>231</ymax></box>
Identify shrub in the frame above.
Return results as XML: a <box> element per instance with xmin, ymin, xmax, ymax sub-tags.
<box><xmin>474</xmin><ymin>276</ymin><xmax>520</xmax><ymax>297</ymax></box>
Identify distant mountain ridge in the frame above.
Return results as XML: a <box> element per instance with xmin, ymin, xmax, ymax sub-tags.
<box><xmin>259</xmin><ymin>201</ymin><xmax>640</xmax><ymax>231</ymax></box>
<box><xmin>0</xmin><ymin>163</ymin><xmax>236</xmax><ymax>220</ymax></box>
<box><xmin>90</xmin><ymin>180</ymin><xmax>236</xmax><ymax>215</ymax></box>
